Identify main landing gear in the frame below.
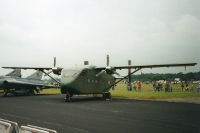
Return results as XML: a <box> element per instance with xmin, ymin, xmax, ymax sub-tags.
<box><xmin>103</xmin><ymin>92</ymin><xmax>112</xmax><ymax>101</ymax></box>
<box><xmin>64</xmin><ymin>91</ymin><xmax>73</xmax><ymax>102</ymax></box>
<box><xmin>27</xmin><ymin>89</ymin><xmax>35</xmax><ymax>96</ymax></box>
<box><xmin>0</xmin><ymin>89</ymin><xmax>8</xmax><ymax>97</ymax></box>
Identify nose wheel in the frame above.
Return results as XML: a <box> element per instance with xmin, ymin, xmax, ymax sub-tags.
<box><xmin>103</xmin><ymin>92</ymin><xmax>112</xmax><ymax>101</ymax></box>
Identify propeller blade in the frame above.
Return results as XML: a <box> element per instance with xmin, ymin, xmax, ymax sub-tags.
<box><xmin>107</xmin><ymin>55</ymin><xmax>109</xmax><ymax>66</ymax></box>
<box><xmin>54</xmin><ymin>57</ymin><xmax>56</xmax><ymax>67</ymax></box>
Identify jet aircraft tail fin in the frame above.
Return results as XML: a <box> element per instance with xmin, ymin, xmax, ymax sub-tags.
<box><xmin>26</xmin><ymin>70</ymin><xmax>43</xmax><ymax>80</ymax></box>
<box><xmin>5</xmin><ymin>69</ymin><xmax>21</xmax><ymax>77</ymax></box>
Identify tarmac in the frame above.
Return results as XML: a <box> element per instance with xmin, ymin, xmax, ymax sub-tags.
<box><xmin>0</xmin><ymin>94</ymin><xmax>200</xmax><ymax>133</ymax></box>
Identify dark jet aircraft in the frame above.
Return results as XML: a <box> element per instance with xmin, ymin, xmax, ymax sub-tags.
<box><xmin>2</xmin><ymin>56</ymin><xmax>197</xmax><ymax>101</ymax></box>
<box><xmin>0</xmin><ymin>70</ymin><xmax>54</xmax><ymax>96</ymax></box>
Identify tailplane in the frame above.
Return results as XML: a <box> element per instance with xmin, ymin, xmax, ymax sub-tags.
<box><xmin>26</xmin><ymin>70</ymin><xmax>43</xmax><ymax>80</ymax></box>
<box><xmin>5</xmin><ymin>69</ymin><xmax>21</xmax><ymax>77</ymax></box>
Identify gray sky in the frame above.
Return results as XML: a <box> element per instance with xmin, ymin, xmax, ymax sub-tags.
<box><xmin>0</xmin><ymin>0</ymin><xmax>199</xmax><ymax>76</ymax></box>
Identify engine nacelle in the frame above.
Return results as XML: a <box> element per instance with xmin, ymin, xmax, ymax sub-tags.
<box><xmin>52</xmin><ymin>67</ymin><xmax>62</xmax><ymax>75</ymax></box>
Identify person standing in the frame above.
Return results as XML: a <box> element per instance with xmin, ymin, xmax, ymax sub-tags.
<box><xmin>185</xmin><ymin>81</ymin><xmax>189</xmax><ymax>91</ymax></box>
<box><xmin>165</xmin><ymin>81</ymin><xmax>171</xmax><ymax>92</ymax></box>
<box><xmin>165</xmin><ymin>82</ymin><xmax>168</xmax><ymax>92</ymax></box>
<box><xmin>134</xmin><ymin>83</ymin><xmax>137</xmax><ymax>91</ymax></box>
<box><xmin>168</xmin><ymin>82</ymin><xmax>171</xmax><ymax>92</ymax></box>
<box><xmin>181</xmin><ymin>81</ymin><xmax>184</xmax><ymax>92</ymax></box>
<box><xmin>158</xmin><ymin>82</ymin><xmax>162</xmax><ymax>92</ymax></box>
<box><xmin>160</xmin><ymin>83</ymin><xmax>163</xmax><ymax>91</ymax></box>
<box><xmin>197</xmin><ymin>83</ymin><xmax>200</xmax><ymax>93</ymax></box>
<box><xmin>138</xmin><ymin>81</ymin><xmax>142</xmax><ymax>92</ymax></box>
<box><xmin>191</xmin><ymin>83</ymin><xmax>194</xmax><ymax>92</ymax></box>
<box><xmin>129</xmin><ymin>83</ymin><xmax>132</xmax><ymax>91</ymax></box>
<box><xmin>153</xmin><ymin>81</ymin><xmax>156</xmax><ymax>92</ymax></box>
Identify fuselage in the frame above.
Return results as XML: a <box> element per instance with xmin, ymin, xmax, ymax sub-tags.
<box><xmin>0</xmin><ymin>76</ymin><xmax>49</xmax><ymax>90</ymax></box>
<box><xmin>60</xmin><ymin>66</ymin><xmax>115</xmax><ymax>95</ymax></box>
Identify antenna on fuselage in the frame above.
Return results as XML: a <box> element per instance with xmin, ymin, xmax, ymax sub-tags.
<box><xmin>84</xmin><ymin>61</ymin><xmax>89</xmax><ymax>65</ymax></box>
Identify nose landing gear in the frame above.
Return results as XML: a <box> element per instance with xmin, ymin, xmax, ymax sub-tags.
<box><xmin>103</xmin><ymin>92</ymin><xmax>112</xmax><ymax>101</ymax></box>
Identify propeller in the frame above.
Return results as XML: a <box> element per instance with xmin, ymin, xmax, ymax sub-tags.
<box><xmin>96</xmin><ymin>55</ymin><xmax>120</xmax><ymax>77</ymax></box>
<box><xmin>52</xmin><ymin>57</ymin><xmax>62</xmax><ymax>75</ymax></box>
<box><xmin>44</xmin><ymin>57</ymin><xmax>62</xmax><ymax>76</ymax></box>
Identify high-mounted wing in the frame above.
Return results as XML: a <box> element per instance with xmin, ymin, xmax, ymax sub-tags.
<box><xmin>95</xmin><ymin>62</ymin><xmax>197</xmax><ymax>78</ymax></box>
<box><xmin>2</xmin><ymin>67</ymin><xmax>52</xmax><ymax>71</ymax></box>
<box><xmin>114</xmin><ymin>63</ymin><xmax>197</xmax><ymax>70</ymax></box>
<box><xmin>96</xmin><ymin>63</ymin><xmax>197</xmax><ymax>70</ymax></box>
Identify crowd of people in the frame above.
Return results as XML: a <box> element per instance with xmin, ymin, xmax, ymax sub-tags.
<box><xmin>126</xmin><ymin>81</ymin><xmax>200</xmax><ymax>93</ymax></box>
<box><xmin>127</xmin><ymin>81</ymin><xmax>142</xmax><ymax>92</ymax></box>
<box><xmin>153</xmin><ymin>81</ymin><xmax>172</xmax><ymax>92</ymax></box>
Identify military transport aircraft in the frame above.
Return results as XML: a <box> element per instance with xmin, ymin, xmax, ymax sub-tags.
<box><xmin>2</xmin><ymin>56</ymin><xmax>197</xmax><ymax>101</ymax></box>
<box><xmin>0</xmin><ymin>70</ymin><xmax>55</xmax><ymax>96</ymax></box>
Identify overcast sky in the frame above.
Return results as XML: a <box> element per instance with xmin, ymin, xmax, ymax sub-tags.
<box><xmin>0</xmin><ymin>0</ymin><xmax>199</xmax><ymax>76</ymax></box>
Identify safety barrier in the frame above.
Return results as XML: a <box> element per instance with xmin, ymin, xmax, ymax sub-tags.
<box><xmin>0</xmin><ymin>118</ymin><xmax>19</xmax><ymax>133</ymax></box>
<box><xmin>20</xmin><ymin>126</ymin><xmax>49</xmax><ymax>133</ymax></box>
<box><xmin>0</xmin><ymin>121</ymin><xmax>12</xmax><ymax>133</ymax></box>
<box><xmin>0</xmin><ymin>118</ymin><xmax>57</xmax><ymax>133</ymax></box>
<box><xmin>20</xmin><ymin>125</ymin><xmax>57</xmax><ymax>133</ymax></box>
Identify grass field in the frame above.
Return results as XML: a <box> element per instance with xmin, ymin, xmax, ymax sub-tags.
<box><xmin>1</xmin><ymin>83</ymin><xmax>200</xmax><ymax>99</ymax></box>
<box><xmin>110</xmin><ymin>83</ymin><xmax>200</xmax><ymax>99</ymax></box>
<box><xmin>40</xmin><ymin>88</ymin><xmax>61</xmax><ymax>94</ymax></box>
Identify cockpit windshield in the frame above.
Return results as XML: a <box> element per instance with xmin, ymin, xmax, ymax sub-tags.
<box><xmin>61</xmin><ymin>69</ymin><xmax>82</xmax><ymax>78</ymax></box>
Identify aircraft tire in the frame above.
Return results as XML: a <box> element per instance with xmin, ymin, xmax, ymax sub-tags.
<box><xmin>65</xmin><ymin>91</ymin><xmax>71</xmax><ymax>102</ymax></box>
<box><xmin>103</xmin><ymin>92</ymin><xmax>112</xmax><ymax>101</ymax></box>
<box><xmin>28</xmin><ymin>89</ymin><xmax>35</xmax><ymax>96</ymax></box>
<box><xmin>0</xmin><ymin>89</ymin><xmax>7</xmax><ymax>97</ymax></box>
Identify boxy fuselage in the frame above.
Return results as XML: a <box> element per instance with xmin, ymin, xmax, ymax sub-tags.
<box><xmin>60</xmin><ymin>66</ymin><xmax>115</xmax><ymax>95</ymax></box>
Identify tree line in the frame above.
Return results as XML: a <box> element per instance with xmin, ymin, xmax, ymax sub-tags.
<box><xmin>131</xmin><ymin>71</ymin><xmax>200</xmax><ymax>81</ymax></box>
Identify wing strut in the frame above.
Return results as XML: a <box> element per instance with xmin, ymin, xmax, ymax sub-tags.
<box><xmin>105</xmin><ymin>68</ymin><xmax>141</xmax><ymax>91</ymax></box>
<box><xmin>40</xmin><ymin>70</ymin><xmax>61</xmax><ymax>85</ymax></box>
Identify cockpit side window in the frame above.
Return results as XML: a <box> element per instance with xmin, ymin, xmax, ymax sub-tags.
<box><xmin>80</xmin><ymin>69</ymin><xmax>88</xmax><ymax>76</ymax></box>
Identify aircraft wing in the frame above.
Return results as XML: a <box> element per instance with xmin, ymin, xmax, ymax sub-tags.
<box><xmin>96</xmin><ymin>63</ymin><xmax>197</xmax><ymax>70</ymax></box>
<box><xmin>2</xmin><ymin>67</ymin><xmax>52</xmax><ymax>70</ymax></box>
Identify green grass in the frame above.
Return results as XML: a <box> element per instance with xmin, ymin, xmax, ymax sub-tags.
<box><xmin>40</xmin><ymin>88</ymin><xmax>61</xmax><ymax>94</ymax></box>
<box><xmin>110</xmin><ymin>83</ymin><xmax>200</xmax><ymax>99</ymax></box>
